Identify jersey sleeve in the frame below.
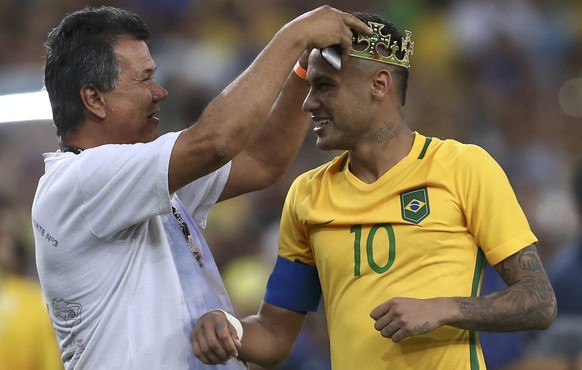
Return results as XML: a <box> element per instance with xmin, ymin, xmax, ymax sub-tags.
<box><xmin>454</xmin><ymin>144</ymin><xmax>537</xmax><ymax>265</ymax></box>
<box><xmin>264</xmin><ymin>176</ymin><xmax>322</xmax><ymax>312</ymax></box>
<box><xmin>277</xmin><ymin>177</ymin><xmax>315</xmax><ymax>265</ymax></box>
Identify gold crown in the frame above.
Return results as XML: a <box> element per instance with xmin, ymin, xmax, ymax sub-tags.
<box><xmin>350</xmin><ymin>21</ymin><xmax>414</xmax><ymax>69</ymax></box>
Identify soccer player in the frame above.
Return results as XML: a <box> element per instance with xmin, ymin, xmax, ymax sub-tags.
<box><xmin>191</xmin><ymin>12</ymin><xmax>557</xmax><ymax>370</ymax></box>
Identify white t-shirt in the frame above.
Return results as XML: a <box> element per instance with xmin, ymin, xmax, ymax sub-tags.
<box><xmin>32</xmin><ymin>132</ymin><xmax>246</xmax><ymax>370</ymax></box>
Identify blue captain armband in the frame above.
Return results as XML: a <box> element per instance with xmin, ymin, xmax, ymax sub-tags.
<box><xmin>264</xmin><ymin>256</ymin><xmax>322</xmax><ymax>313</ymax></box>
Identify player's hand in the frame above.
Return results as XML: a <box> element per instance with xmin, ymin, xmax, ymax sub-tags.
<box><xmin>191</xmin><ymin>310</ymin><xmax>242</xmax><ymax>365</ymax></box>
<box><xmin>286</xmin><ymin>6</ymin><xmax>372</xmax><ymax>57</ymax></box>
<box><xmin>370</xmin><ymin>297</ymin><xmax>450</xmax><ymax>342</ymax></box>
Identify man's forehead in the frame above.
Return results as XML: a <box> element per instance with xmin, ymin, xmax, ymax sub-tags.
<box><xmin>114</xmin><ymin>38</ymin><xmax>151</xmax><ymax>59</ymax></box>
<box><xmin>307</xmin><ymin>50</ymin><xmax>335</xmax><ymax>76</ymax></box>
<box><xmin>308</xmin><ymin>49</ymin><xmax>355</xmax><ymax>74</ymax></box>
<box><xmin>114</xmin><ymin>38</ymin><xmax>156</xmax><ymax>70</ymax></box>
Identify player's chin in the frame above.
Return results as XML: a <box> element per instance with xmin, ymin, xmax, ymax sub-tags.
<box><xmin>315</xmin><ymin>138</ymin><xmax>337</xmax><ymax>151</ymax></box>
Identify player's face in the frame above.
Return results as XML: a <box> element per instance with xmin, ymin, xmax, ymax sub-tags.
<box><xmin>101</xmin><ymin>37</ymin><xmax>168</xmax><ymax>144</ymax></box>
<box><xmin>303</xmin><ymin>50</ymin><xmax>373</xmax><ymax>151</ymax></box>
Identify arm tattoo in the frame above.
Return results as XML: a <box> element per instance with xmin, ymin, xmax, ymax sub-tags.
<box><xmin>454</xmin><ymin>245</ymin><xmax>556</xmax><ymax>332</ymax></box>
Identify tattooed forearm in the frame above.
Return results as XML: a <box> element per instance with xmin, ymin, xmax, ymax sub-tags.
<box><xmin>498</xmin><ymin>245</ymin><xmax>545</xmax><ymax>284</ymax></box>
<box><xmin>375</xmin><ymin>122</ymin><xmax>402</xmax><ymax>149</ymax></box>
<box><xmin>452</xmin><ymin>245</ymin><xmax>557</xmax><ymax>332</ymax></box>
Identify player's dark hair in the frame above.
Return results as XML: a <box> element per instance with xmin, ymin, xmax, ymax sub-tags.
<box><xmin>44</xmin><ymin>6</ymin><xmax>149</xmax><ymax>140</ymax></box>
<box><xmin>349</xmin><ymin>11</ymin><xmax>410</xmax><ymax>106</ymax></box>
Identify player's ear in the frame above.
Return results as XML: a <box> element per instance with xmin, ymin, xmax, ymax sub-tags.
<box><xmin>371</xmin><ymin>69</ymin><xmax>392</xmax><ymax>100</ymax></box>
<box><xmin>80</xmin><ymin>84</ymin><xmax>107</xmax><ymax>119</ymax></box>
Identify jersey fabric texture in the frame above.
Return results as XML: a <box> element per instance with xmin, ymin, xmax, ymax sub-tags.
<box><xmin>0</xmin><ymin>274</ymin><xmax>63</xmax><ymax>370</ymax></box>
<box><xmin>32</xmin><ymin>132</ymin><xmax>246</xmax><ymax>370</ymax></box>
<box><xmin>271</xmin><ymin>133</ymin><xmax>537</xmax><ymax>370</ymax></box>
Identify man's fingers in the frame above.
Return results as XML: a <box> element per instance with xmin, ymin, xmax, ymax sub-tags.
<box><xmin>381</xmin><ymin>324</ymin><xmax>396</xmax><ymax>338</ymax></box>
<box><xmin>214</xmin><ymin>321</ymin><xmax>226</xmax><ymax>331</ymax></box>
<box><xmin>390</xmin><ymin>327</ymin><xmax>406</xmax><ymax>343</ymax></box>
<box><xmin>343</xmin><ymin>13</ymin><xmax>373</xmax><ymax>35</ymax></box>
<box><xmin>297</xmin><ymin>6</ymin><xmax>373</xmax><ymax>52</ymax></box>
<box><xmin>192</xmin><ymin>315</ymin><xmax>238</xmax><ymax>365</ymax></box>
<box><xmin>370</xmin><ymin>301</ymin><xmax>391</xmax><ymax>321</ymax></box>
<box><xmin>337</xmin><ymin>13</ymin><xmax>372</xmax><ymax>60</ymax></box>
<box><xmin>378</xmin><ymin>322</ymin><xmax>407</xmax><ymax>342</ymax></box>
<box><xmin>215</xmin><ymin>320</ymin><xmax>239</xmax><ymax>357</ymax></box>
<box><xmin>192</xmin><ymin>330</ymin><xmax>222</xmax><ymax>365</ymax></box>
<box><xmin>206</xmin><ymin>326</ymin><xmax>231</xmax><ymax>364</ymax></box>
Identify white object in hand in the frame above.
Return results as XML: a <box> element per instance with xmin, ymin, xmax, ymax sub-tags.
<box><xmin>216</xmin><ymin>309</ymin><xmax>244</xmax><ymax>340</ymax></box>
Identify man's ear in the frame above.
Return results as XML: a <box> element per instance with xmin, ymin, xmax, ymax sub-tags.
<box><xmin>371</xmin><ymin>69</ymin><xmax>392</xmax><ymax>100</ymax></box>
<box><xmin>80</xmin><ymin>84</ymin><xmax>106</xmax><ymax>120</ymax></box>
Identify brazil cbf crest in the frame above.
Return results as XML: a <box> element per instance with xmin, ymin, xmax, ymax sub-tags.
<box><xmin>400</xmin><ymin>187</ymin><xmax>430</xmax><ymax>224</ymax></box>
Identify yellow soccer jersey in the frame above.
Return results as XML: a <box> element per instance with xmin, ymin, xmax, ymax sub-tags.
<box><xmin>277</xmin><ymin>133</ymin><xmax>537</xmax><ymax>370</ymax></box>
<box><xmin>0</xmin><ymin>274</ymin><xmax>63</xmax><ymax>370</ymax></box>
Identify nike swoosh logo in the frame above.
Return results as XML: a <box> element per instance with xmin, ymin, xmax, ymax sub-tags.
<box><xmin>304</xmin><ymin>219</ymin><xmax>335</xmax><ymax>226</ymax></box>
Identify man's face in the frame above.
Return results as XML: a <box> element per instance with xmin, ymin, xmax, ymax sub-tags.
<box><xmin>302</xmin><ymin>50</ymin><xmax>373</xmax><ymax>151</ymax></box>
<box><xmin>101</xmin><ymin>37</ymin><xmax>168</xmax><ymax>144</ymax></box>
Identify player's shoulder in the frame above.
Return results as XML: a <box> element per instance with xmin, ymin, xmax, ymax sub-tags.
<box><xmin>421</xmin><ymin>136</ymin><xmax>510</xmax><ymax>187</ymax></box>
<box><xmin>426</xmin><ymin>135</ymin><xmax>495</xmax><ymax>166</ymax></box>
<box><xmin>293</xmin><ymin>151</ymin><xmax>349</xmax><ymax>184</ymax></box>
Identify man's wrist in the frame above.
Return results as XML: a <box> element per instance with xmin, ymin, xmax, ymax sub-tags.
<box><xmin>293</xmin><ymin>61</ymin><xmax>307</xmax><ymax>80</ymax></box>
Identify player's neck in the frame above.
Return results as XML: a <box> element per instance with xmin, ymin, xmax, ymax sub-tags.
<box><xmin>348</xmin><ymin>128</ymin><xmax>414</xmax><ymax>184</ymax></box>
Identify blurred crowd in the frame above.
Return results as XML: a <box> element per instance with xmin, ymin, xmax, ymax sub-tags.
<box><xmin>0</xmin><ymin>0</ymin><xmax>581</xmax><ymax>369</ymax></box>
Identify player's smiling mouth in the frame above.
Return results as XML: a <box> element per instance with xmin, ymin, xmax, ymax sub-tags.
<box><xmin>312</xmin><ymin>115</ymin><xmax>331</xmax><ymax>130</ymax></box>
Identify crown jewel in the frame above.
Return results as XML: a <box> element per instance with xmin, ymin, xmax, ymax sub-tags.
<box><xmin>350</xmin><ymin>21</ymin><xmax>414</xmax><ymax>69</ymax></box>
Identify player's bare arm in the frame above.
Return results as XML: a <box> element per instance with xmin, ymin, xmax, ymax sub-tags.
<box><xmin>168</xmin><ymin>7</ymin><xmax>371</xmax><ymax>194</ymax></box>
<box><xmin>192</xmin><ymin>303</ymin><xmax>305</xmax><ymax>368</ymax></box>
<box><xmin>453</xmin><ymin>244</ymin><xmax>557</xmax><ymax>331</ymax></box>
<box><xmin>218</xmin><ymin>51</ymin><xmax>311</xmax><ymax>201</ymax></box>
<box><xmin>371</xmin><ymin>245</ymin><xmax>556</xmax><ymax>342</ymax></box>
